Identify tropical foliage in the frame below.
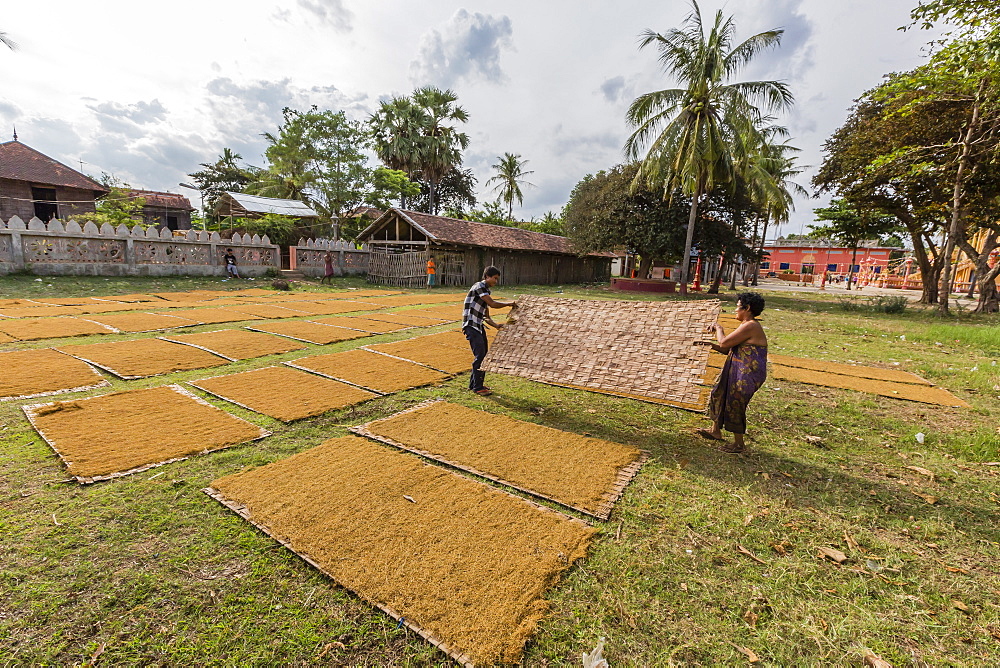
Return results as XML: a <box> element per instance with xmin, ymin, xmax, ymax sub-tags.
<box><xmin>485</xmin><ymin>153</ymin><xmax>534</xmax><ymax>220</ymax></box>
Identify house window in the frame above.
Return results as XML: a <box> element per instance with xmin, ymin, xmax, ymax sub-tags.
<box><xmin>873</xmin><ymin>266</ymin><xmax>882</xmax><ymax>274</ymax></box>
<box><xmin>827</xmin><ymin>263</ymin><xmax>837</xmax><ymax>271</ymax></box>
<box><xmin>760</xmin><ymin>261</ymin><xmax>770</xmax><ymax>269</ymax></box>
<box><xmin>779</xmin><ymin>262</ymin><xmax>790</xmax><ymax>270</ymax></box>
<box><xmin>852</xmin><ymin>265</ymin><xmax>861</xmax><ymax>272</ymax></box>
<box><xmin>31</xmin><ymin>187</ymin><xmax>58</xmax><ymax>222</ymax></box>
<box><xmin>801</xmin><ymin>264</ymin><xmax>815</xmax><ymax>275</ymax></box>
<box><xmin>167</xmin><ymin>216</ymin><xmax>179</xmax><ymax>230</ymax></box>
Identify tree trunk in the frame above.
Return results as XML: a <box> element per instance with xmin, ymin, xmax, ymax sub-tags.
<box><xmin>679</xmin><ymin>184</ymin><xmax>703</xmax><ymax>296</ymax></box>
<box><xmin>429</xmin><ymin>178</ymin><xmax>437</xmax><ymax>215</ymax></box>
<box><xmin>637</xmin><ymin>255</ymin><xmax>654</xmax><ymax>279</ymax></box>
<box><xmin>847</xmin><ymin>246</ymin><xmax>858</xmax><ymax>290</ymax></box>
<box><xmin>707</xmin><ymin>255</ymin><xmax>724</xmax><ymax>294</ymax></box>
<box><xmin>955</xmin><ymin>230</ymin><xmax>1000</xmax><ymax>314</ymax></box>
<box><xmin>752</xmin><ymin>219</ymin><xmax>769</xmax><ymax>287</ymax></box>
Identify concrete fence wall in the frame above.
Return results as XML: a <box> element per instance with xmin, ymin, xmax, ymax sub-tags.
<box><xmin>0</xmin><ymin>216</ymin><xmax>280</xmax><ymax>277</ymax></box>
<box><xmin>291</xmin><ymin>237</ymin><xmax>370</xmax><ymax>278</ymax></box>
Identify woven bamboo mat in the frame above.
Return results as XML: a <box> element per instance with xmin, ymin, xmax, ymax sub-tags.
<box><xmin>81</xmin><ymin>312</ymin><xmax>201</xmax><ymax>333</ymax></box>
<box><xmin>205</xmin><ymin>435</ymin><xmax>595</xmax><ymax>666</ymax></box>
<box><xmin>287</xmin><ymin>349</ymin><xmax>448</xmax><ymax>393</ymax></box>
<box><xmin>152</xmin><ymin>307</ymin><xmax>265</xmax><ymax>325</ymax></box>
<box><xmin>310</xmin><ymin>316</ymin><xmax>413</xmax><ymax>334</ymax></box>
<box><xmin>352</xmin><ymin>399</ymin><xmax>647</xmax><ymax>520</ymax></box>
<box><xmin>482</xmin><ymin>296</ymin><xmax>720</xmax><ymax>409</ymax></box>
<box><xmin>57</xmin><ymin>338</ymin><xmax>229</xmax><ymax>379</ymax></box>
<box><xmin>0</xmin><ymin>317</ymin><xmax>115</xmax><ymax>341</ymax></box>
<box><xmin>364</xmin><ymin>339</ymin><xmax>472</xmax><ymax>374</ymax></box>
<box><xmin>23</xmin><ymin>384</ymin><xmax>269</xmax><ymax>483</ymax></box>
<box><xmin>190</xmin><ymin>366</ymin><xmax>376</xmax><ymax>422</ymax></box>
<box><xmin>161</xmin><ymin>329</ymin><xmax>307</xmax><ymax>361</ymax></box>
<box><xmin>1</xmin><ymin>348</ymin><xmax>109</xmax><ymax>401</ymax></box>
<box><xmin>246</xmin><ymin>321</ymin><xmax>371</xmax><ymax>345</ymax></box>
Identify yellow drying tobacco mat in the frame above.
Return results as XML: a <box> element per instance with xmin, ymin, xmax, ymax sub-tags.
<box><xmin>0</xmin><ymin>348</ymin><xmax>109</xmax><ymax>401</ymax></box>
<box><xmin>245</xmin><ymin>321</ymin><xmax>371</xmax><ymax>345</ymax></box>
<box><xmin>23</xmin><ymin>384</ymin><xmax>268</xmax><ymax>483</ymax></box>
<box><xmin>359</xmin><ymin>293</ymin><xmax>466</xmax><ymax>308</ymax></box>
<box><xmin>205</xmin><ymin>435</ymin><xmax>595</xmax><ymax>667</ymax></box>
<box><xmin>363</xmin><ymin>339</ymin><xmax>472</xmax><ymax>374</ymax></box>
<box><xmin>190</xmin><ymin>366</ymin><xmax>377</xmax><ymax>422</ymax></box>
<box><xmin>80</xmin><ymin>312</ymin><xmax>201</xmax><ymax>333</ymax></box>
<box><xmin>57</xmin><ymin>338</ymin><xmax>229</xmax><ymax>379</ymax></box>
<box><xmin>150</xmin><ymin>307</ymin><xmax>265</xmax><ymax>325</ymax></box>
<box><xmin>359</xmin><ymin>312</ymin><xmax>451</xmax><ymax>327</ymax></box>
<box><xmin>766</xmin><ymin>353</ymin><xmax>933</xmax><ymax>385</ymax></box>
<box><xmin>0</xmin><ymin>317</ymin><xmax>115</xmax><ymax>341</ymax></box>
<box><xmin>270</xmin><ymin>300</ymin><xmax>379</xmax><ymax>316</ymax></box>
<box><xmin>160</xmin><ymin>329</ymin><xmax>306</xmax><ymax>361</ymax></box>
<box><xmin>0</xmin><ymin>306</ymin><xmax>82</xmax><ymax>318</ymax></box>
<box><xmin>286</xmin><ymin>348</ymin><xmax>449</xmax><ymax>393</ymax></box>
<box><xmin>226</xmin><ymin>304</ymin><xmax>314</xmax><ymax>319</ymax></box>
<box><xmin>309</xmin><ymin>316</ymin><xmax>414</xmax><ymax>333</ymax></box>
<box><xmin>352</xmin><ymin>400</ymin><xmax>648</xmax><ymax>520</ymax></box>
<box><xmin>769</xmin><ymin>365</ymin><xmax>970</xmax><ymax>407</ymax></box>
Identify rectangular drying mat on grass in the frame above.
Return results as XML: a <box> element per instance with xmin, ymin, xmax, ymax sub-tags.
<box><xmin>0</xmin><ymin>316</ymin><xmax>115</xmax><ymax>341</ymax></box>
<box><xmin>57</xmin><ymin>338</ymin><xmax>230</xmax><ymax>379</ymax></box>
<box><xmin>23</xmin><ymin>384</ymin><xmax>269</xmax><ymax>483</ymax></box>
<box><xmin>161</xmin><ymin>329</ymin><xmax>307</xmax><ymax>361</ymax></box>
<box><xmin>769</xmin><ymin>365</ymin><xmax>969</xmax><ymax>407</ymax></box>
<box><xmin>205</xmin><ymin>435</ymin><xmax>595</xmax><ymax>666</ymax></box>
<box><xmin>228</xmin><ymin>304</ymin><xmax>313</xmax><ymax>319</ymax></box>
<box><xmin>273</xmin><ymin>300</ymin><xmax>378</xmax><ymax>315</ymax></box>
<box><xmin>766</xmin><ymin>353</ymin><xmax>933</xmax><ymax>384</ymax></box>
<box><xmin>364</xmin><ymin>338</ymin><xmax>473</xmax><ymax>374</ymax></box>
<box><xmin>190</xmin><ymin>366</ymin><xmax>377</xmax><ymax>422</ymax></box>
<box><xmin>153</xmin><ymin>307</ymin><xmax>265</xmax><ymax>325</ymax></box>
<box><xmin>309</xmin><ymin>316</ymin><xmax>414</xmax><ymax>334</ymax></box>
<box><xmin>0</xmin><ymin>348</ymin><xmax>109</xmax><ymax>401</ymax></box>
<box><xmin>245</xmin><ymin>321</ymin><xmax>371</xmax><ymax>345</ymax></box>
<box><xmin>482</xmin><ymin>296</ymin><xmax>720</xmax><ymax>410</ymax></box>
<box><xmin>80</xmin><ymin>312</ymin><xmax>201</xmax><ymax>332</ymax></box>
<box><xmin>352</xmin><ymin>400</ymin><xmax>647</xmax><ymax>520</ymax></box>
<box><xmin>287</xmin><ymin>348</ymin><xmax>450</xmax><ymax>393</ymax></box>
<box><xmin>360</xmin><ymin>312</ymin><xmax>451</xmax><ymax>327</ymax></box>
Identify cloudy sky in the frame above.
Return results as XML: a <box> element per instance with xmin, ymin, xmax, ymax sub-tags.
<box><xmin>2</xmin><ymin>0</ymin><xmax>942</xmax><ymax>237</ymax></box>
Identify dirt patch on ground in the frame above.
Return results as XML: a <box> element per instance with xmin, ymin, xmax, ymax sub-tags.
<box><xmin>162</xmin><ymin>329</ymin><xmax>306</xmax><ymax>360</ymax></box>
<box><xmin>288</xmin><ymin>349</ymin><xmax>448</xmax><ymax>393</ymax></box>
<box><xmin>310</xmin><ymin>316</ymin><xmax>413</xmax><ymax>333</ymax></box>
<box><xmin>207</xmin><ymin>435</ymin><xmax>594</xmax><ymax>665</ymax></box>
<box><xmin>356</xmin><ymin>401</ymin><xmax>646</xmax><ymax>518</ymax></box>
<box><xmin>154</xmin><ymin>308</ymin><xmax>264</xmax><ymax>325</ymax></box>
<box><xmin>82</xmin><ymin>312</ymin><xmax>200</xmax><ymax>333</ymax></box>
<box><xmin>246</xmin><ymin>321</ymin><xmax>371</xmax><ymax>345</ymax></box>
<box><xmin>768</xmin><ymin>353</ymin><xmax>932</xmax><ymax>384</ymax></box>
<box><xmin>191</xmin><ymin>366</ymin><xmax>376</xmax><ymax>422</ymax></box>
<box><xmin>770</xmin><ymin>365</ymin><xmax>969</xmax><ymax>407</ymax></box>
<box><xmin>58</xmin><ymin>338</ymin><xmax>229</xmax><ymax>379</ymax></box>
<box><xmin>365</xmin><ymin>339</ymin><xmax>471</xmax><ymax>373</ymax></box>
<box><xmin>25</xmin><ymin>384</ymin><xmax>266</xmax><ymax>481</ymax></box>
<box><xmin>362</xmin><ymin>312</ymin><xmax>450</xmax><ymax>327</ymax></box>
<box><xmin>0</xmin><ymin>317</ymin><xmax>114</xmax><ymax>341</ymax></box>
<box><xmin>0</xmin><ymin>349</ymin><xmax>108</xmax><ymax>400</ymax></box>
<box><xmin>228</xmin><ymin>304</ymin><xmax>309</xmax><ymax>319</ymax></box>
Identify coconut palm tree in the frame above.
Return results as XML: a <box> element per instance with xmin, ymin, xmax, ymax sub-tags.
<box><xmin>624</xmin><ymin>0</ymin><xmax>794</xmax><ymax>294</ymax></box>
<box><xmin>486</xmin><ymin>153</ymin><xmax>535</xmax><ymax>220</ymax></box>
<box><xmin>369</xmin><ymin>97</ymin><xmax>426</xmax><ymax>208</ymax></box>
<box><xmin>412</xmin><ymin>86</ymin><xmax>469</xmax><ymax>215</ymax></box>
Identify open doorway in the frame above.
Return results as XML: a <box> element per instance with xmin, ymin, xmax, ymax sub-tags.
<box><xmin>31</xmin><ymin>187</ymin><xmax>58</xmax><ymax>222</ymax></box>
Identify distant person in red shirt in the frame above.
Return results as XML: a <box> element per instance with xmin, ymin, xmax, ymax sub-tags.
<box><xmin>426</xmin><ymin>255</ymin><xmax>437</xmax><ymax>288</ymax></box>
<box><xmin>321</xmin><ymin>251</ymin><xmax>335</xmax><ymax>284</ymax></box>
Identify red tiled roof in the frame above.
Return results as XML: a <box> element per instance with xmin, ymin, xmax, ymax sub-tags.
<box><xmin>0</xmin><ymin>141</ymin><xmax>108</xmax><ymax>192</ymax></box>
<box><xmin>129</xmin><ymin>189</ymin><xmax>194</xmax><ymax>211</ymax></box>
<box><xmin>387</xmin><ymin>209</ymin><xmax>592</xmax><ymax>255</ymax></box>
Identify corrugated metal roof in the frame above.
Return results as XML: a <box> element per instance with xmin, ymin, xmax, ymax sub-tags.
<box><xmin>222</xmin><ymin>192</ymin><xmax>319</xmax><ymax>217</ymax></box>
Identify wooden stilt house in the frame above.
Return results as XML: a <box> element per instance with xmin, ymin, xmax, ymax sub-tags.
<box><xmin>357</xmin><ymin>208</ymin><xmax>612</xmax><ymax>287</ymax></box>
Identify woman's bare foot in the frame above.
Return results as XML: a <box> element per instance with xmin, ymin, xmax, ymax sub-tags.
<box><xmin>719</xmin><ymin>442</ymin><xmax>746</xmax><ymax>454</ymax></box>
<box><xmin>696</xmin><ymin>428</ymin><xmax>724</xmax><ymax>441</ymax></box>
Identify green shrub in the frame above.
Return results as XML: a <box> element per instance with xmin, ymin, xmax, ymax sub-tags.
<box><xmin>837</xmin><ymin>295</ymin><xmax>907</xmax><ymax>314</ymax></box>
<box><xmin>263</xmin><ymin>266</ymin><xmax>280</xmax><ymax>278</ymax></box>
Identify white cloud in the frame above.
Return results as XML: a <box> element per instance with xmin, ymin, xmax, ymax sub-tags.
<box><xmin>410</xmin><ymin>9</ymin><xmax>514</xmax><ymax>87</ymax></box>
<box><xmin>295</xmin><ymin>0</ymin><xmax>353</xmax><ymax>31</ymax></box>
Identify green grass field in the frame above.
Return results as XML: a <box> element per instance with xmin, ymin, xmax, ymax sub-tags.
<box><xmin>1</xmin><ymin>275</ymin><xmax>998</xmax><ymax>666</ymax></box>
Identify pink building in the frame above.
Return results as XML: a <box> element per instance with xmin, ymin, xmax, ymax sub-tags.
<box><xmin>759</xmin><ymin>239</ymin><xmax>901</xmax><ymax>279</ymax></box>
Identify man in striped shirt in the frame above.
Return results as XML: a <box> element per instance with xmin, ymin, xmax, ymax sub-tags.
<box><xmin>463</xmin><ymin>266</ymin><xmax>514</xmax><ymax>396</ymax></box>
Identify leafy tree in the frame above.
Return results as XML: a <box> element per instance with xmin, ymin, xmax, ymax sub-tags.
<box><xmin>459</xmin><ymin>199</ymin><xmax>509</xmax><ymax>226</ymax></box>
<box><xmin>909</xmin><ymin>0</ymin><xmax>1000</xmax><ymax>32</ymax></box>
<box><xmin>251</xmin><ymin>106</ymin><xmax>372</xmax><ymax>221</ymax></box>
<box><xmin>485</xmin><ymin>153</ymin><xmax>535</xmax><ymax>220</ymax></box>
<box><xmin>412</xmin><ymin>87</ymin><xmax>470</xmax><ymax>215</ymax></box>
<box><xmin>368</xmin><ymin>97</ymin><xmax>426</xmax><ymax>207</ymax></box>
<box><xmin>531</xmin><ymin>211</ymin><xmax>565</xmax><ymax>236</ymax></box>
<box><xmin>410</xmin><ymin>167</ymin><xmax>477</xmax><ymax>215</ymax></box>
<box><xmin>232</xmin><ymin>213</ymin><xmax>298</xmax><ymax>245</ymax></box>
<box><xmin>75</xmin><ymin>175</ymin><xmax>146</xmax><ymax>228</ymax></box>
<box><xmin>187</xmin><ymin>148</ymin><xmax>254</xmax><ymax>222</ymax></box>
<box><xmin>809</xmin><ymin>199</ymin><xmax>900</xmax><ymax>290</ymax></box>
<box><xmin>624</xmin><ymin>0</ymin><xmax>793</xmax><ymax>293</ymax></box>
<box><xmin>365</xmin><ymin>167</ymin><xmax>421</xmax><ymax>211</ymax></box>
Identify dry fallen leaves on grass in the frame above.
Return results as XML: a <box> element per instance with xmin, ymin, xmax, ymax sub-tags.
<box><xmin>736</xmin><ymin>544</ymin><xmax>767</xmax><ymax>565</ymax></box>
<box><xmin>951</xmin><ymin>600</ymin><xmax>971</xmax><ymax>614</ymax></box>
<box><xmin>863</xmin><ymin>652</ymin><xmax>893</xmax><ymax>668</ymax></box>
<box><xmin>913</xmin><ymin>492</ymin><xmax>939</xmax><ymax>505</ymax></box>
<box><xmin>905</xmin><ymin>465</ymin><xmax>935</xmax><ymax>480</ymax></box>
<box><xmin>844</xmin><ymin>531</ymin><xmax>861</xmax><ymax>551</ymax></box>
<box><xmin>817</xmin><ymin>547</ymin><xmax>849</xmax><ymax>564</ymax></box>
<box><xmin>728</xmin><ymin>642</ymin><xmax>760</xmax><ymax>663</ymax></box>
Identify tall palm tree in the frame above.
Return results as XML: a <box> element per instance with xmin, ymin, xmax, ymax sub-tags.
<box><xmin>369</xmin><ymin>97</ymin><xmax>426</xmax><ymax>207</ymax></box>
<box><xmin>412</xmin><ymin>86</ymin><xmax>469</xmax><ymax>215</ymax></box>
<box><xmin>624</xmin><ymin>0</ymin><xmax>793</xmax><ymax>293</ymax></box>
<box><xmin>486</xmin><ymin>153</ymin><xmax>535</xmax><ymax>220</ymax></box>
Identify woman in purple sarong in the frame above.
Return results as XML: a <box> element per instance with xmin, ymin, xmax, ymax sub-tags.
<box><xmin>698</xmin><ymin>292</ymin><xmax>768</xmax><ymax>453</ymax></box>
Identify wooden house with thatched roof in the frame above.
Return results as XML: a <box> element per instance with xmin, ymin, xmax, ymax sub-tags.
<box><xmin>356</xmin><ymin>208</ymin><xmax>612</xmax><ymax>287</ymax></box>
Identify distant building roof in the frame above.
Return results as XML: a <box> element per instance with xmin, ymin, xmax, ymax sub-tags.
<box><xmin>359</xmin><ymin>208</ymin><xmax>612</xmax><ymax>256</ymax></box>
<box><xmin>128</xmin><ymin>189</ymin><xmax>194</xmax><ymax>211</ymax></box>
<box><xmin>344</xmin><ymin>205</ymin><xmax>384</xmax><ymax>219</ymax></box>
<box><xmin>218</xmin><ymin>192</ymin><xmax>319</xmax><ymax>218</ymax></box>
<box><xmin>0</xmin><ymin>141</ymin><xmax>108</xmax><ymax>192</ymax></box>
